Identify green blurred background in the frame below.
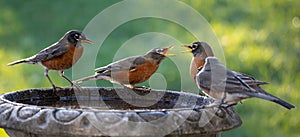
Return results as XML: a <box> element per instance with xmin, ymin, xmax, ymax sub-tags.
<box><xmin>0</xmin><ymin>0</ymin><xmax>299</xmax><ymax>136</ymax></box>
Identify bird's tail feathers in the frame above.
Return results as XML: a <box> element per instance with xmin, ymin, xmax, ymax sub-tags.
<box><xmin>247</xmin><ymin>91</ymin><xmax>295</xmax><ymax>109</ymax></box>
<box><xmin>249</xmin><ymin>81</ymin><xmax>269</xmax><ymax>86</ymax></box>
<box><xmin>8</xmin><ymin>59</ymin><xmax>27</xmax><ymax>66</ymax></box>
<box><xmin>7</xmin><ymin>57</ymin><xmax>35</xmax><ymax>66</ymax></box>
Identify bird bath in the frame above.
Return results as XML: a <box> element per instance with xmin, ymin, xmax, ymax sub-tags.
<box><xmin>0</xmin><ymin>87</ymin><xmax>241</xmax><ymax>137</ymax></box>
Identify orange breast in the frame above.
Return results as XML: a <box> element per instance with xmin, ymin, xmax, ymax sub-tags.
<box><xmin>41</xmin><ymin>45</ymin><xmax>83</xmax><ymax>70</ymax></box>
<box><xmin>110</xmin><ymin>60</ymin><xmax>158</xmax><ymax>85</ymax></box>
<box><xmin>129</xmin><ymin>60</ymin><xmax>158</xmax><ymax>84</ymax></box>
<box><xmin>190</xmin><ymin>56</ymin><xmax>205</xmax><ymax>82</ymax></box>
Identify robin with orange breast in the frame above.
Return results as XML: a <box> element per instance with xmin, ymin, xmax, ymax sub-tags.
<box><xmin>74</xmin><ymin>46</ymin><xmax>175</xmax><ymax>89</ymax></box>
<box><xmin>8</xmin><ymin>30</ymin><xmax>93</xmax><ymax>91</ymax></box>
<box><xmin>182</xmin><ymin>42</ymin><xmax>214</xmax><ymax>82</ymax></box>
<box><xmin>183</xmin><ymin>42</ymin><xmax>295</xmax><ymax>109</ymax></box>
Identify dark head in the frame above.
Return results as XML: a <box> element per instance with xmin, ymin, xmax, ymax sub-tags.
<box><xmin>182</xmin><ymin>41</ymin><xmax>214</xmax><ymax>58</ymax></box>
<box><xmin>144</xmin><ymin>46</ymin><xmax>175</xmax><ymax>64</ymax></box>
<box><xmin>63</xmin><ymin>30</ymin><xmax>93</xmax><ymax>46</ymax></box>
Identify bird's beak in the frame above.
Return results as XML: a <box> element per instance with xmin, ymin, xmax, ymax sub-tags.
<box><xmin>163</xmin><ymin>46</ymin><xmax>176</xmax><ymax>57</ymax></box>
<box><xmin>81</xmin><ymin>39</ymin><xmax>93</xmax><ymax>44</ymax></box>
<box><xmin>181</xmin><ymin>45</ymin><xmax>192</xmax><ymax>53</ymax></box>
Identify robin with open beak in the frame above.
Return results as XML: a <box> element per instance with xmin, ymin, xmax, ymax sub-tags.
<box><xmin>74</xmin><ymin>46</ymin><xmax>175</xmax><ymax>89</ymax></box>
<box><xmin>182</xmin><ymin>41</ymin><xmax>214</xmax><ymax>82</ymax></box>
<box><xmin>8</xmin><ymin>30</ymin><xmax>93</xmax><ymax>91</ymax></box>
<box><xmin>183</xmin><ymin>42</ymin><xmax>295</xmax><ymax>109</ymax></box>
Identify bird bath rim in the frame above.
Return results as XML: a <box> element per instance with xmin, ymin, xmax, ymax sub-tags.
<box><xmin>0</xmin><ymin>87</ymin><xmax>214</xmax><ymax>112</ymax></box>
<box><xmin>0</xmin><ymin>87</ymin><xmax>242</xmax><ymax>137</ymax></box>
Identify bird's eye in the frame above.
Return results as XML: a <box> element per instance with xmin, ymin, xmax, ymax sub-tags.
<box><xmin>156</xmin><ymin>49</ymin><xmax>163</xmax><ymax>53</ymax></box>
<box><xmin>192</xmin><ymin>44</ymin><xmax>197</xmax><ymax>49</ymax></box>
<box><xmin>74</xmin><ymin>34</ymin><xmax>80</xmax><ymax>40</ymax></box>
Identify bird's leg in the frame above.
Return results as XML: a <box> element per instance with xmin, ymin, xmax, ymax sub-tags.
<box><xmin>219</xmin><ymin>93</ymin><xmax>238</xmax><ymax>108</ymax></box>
<box><xmin>59</xmin><ymin>70</ymin><xmax>74</xmax><ymax>87</ymax></box>
<box><xmin>44</xmin><ymin>69</ymin><xmax>57</xmax><ymax>91</ymax></box>
<box><xmin>202</xmin><ymin>93</ymin><xmax>231</xmax><ymax>109</ymax></box>
<box><xmin>220</xmin><ymin>92</ymin><xmax>228</xmax><ymax>107</ymax></box>
<box><xmin>239</xmin><ymin>101</ymin><xmax>243</xmax><ymax>104</ymax></box>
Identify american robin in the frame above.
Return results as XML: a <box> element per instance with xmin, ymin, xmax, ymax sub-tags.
<box><xmin>183</xmin><ymin>41</ymin><xmax>270</xmax><ymax>86</ymax></box>
<box><xmin>196</xmin><ymin>57</ymin><xmax>295</xmax><ymax>109</ymax></box>
<box><xmin>74</xmin><ymin>46</ymin><xmax>175</xmax><ymax>89</ymax></box>
<box><xmin>182</xmin><ymin>42</ymin><xmax>214</xmax><ymax>82</ymax></box>
<box><xmin>183</xmin><ymin>42</ymin><xmax>295</xmax><ymax>109</ymax></box>
<box><xmin>7</xmin><ymin>30</ymin><xmax>93</xmax><ymax>90</ymax></box>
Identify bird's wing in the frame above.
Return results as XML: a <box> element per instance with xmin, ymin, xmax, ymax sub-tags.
<box><xmin>95</xmin><ymin>56</ymin><xmax>146</xmax><ymax>75</ymax></box>
<box><xmin>196</xmin><ymin>68</ymin><xmax>213</xmax><ymax>91</ymax></box>
<box><xmin>199</xmin><ymin>57</ymin><xmax>295</xmax><ymax>109</ymax></box>
<box><xmin>233</xmin><ymin>71</ymin><xmax>269</xmax><ymax>85</ymax></box>
<box><xmin>196</xmin><ymin>58</ymin><xmax>230</xmax><ymax>92</ymax></box>
<box><xmin>197</xmin><ymin>57</ymin><xmax>251</xmax><ymax>93</ymax></box>
<box><xmin>29</xmin><ymin>42</ymin><xmax>69</xmax><ymax>62</ymax></box>
<box><xmin>225</xmin><ymin>70</ymin><xmax>254</xmax><ymax>93</ymax></box>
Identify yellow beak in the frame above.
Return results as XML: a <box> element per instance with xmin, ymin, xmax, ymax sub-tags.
<box><xmin>81</xmin><ymin>39</ymin><xmax>93</xmax><ymax>44</ymax></box>
<box><xmin>163</xmin><ymin>46</ymin><xmax>176</xmax><ymax>57</ymax></box>
<box><xmin>181</xmin><ymin>45</ymin><xmax>192</xmax><ymax>53</ymax></box>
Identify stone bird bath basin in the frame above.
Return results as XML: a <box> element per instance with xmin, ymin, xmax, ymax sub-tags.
<box><xmin>0</xmin><ymin>87</ymin><xmax>241</xmax><ymax>136</ymax></box>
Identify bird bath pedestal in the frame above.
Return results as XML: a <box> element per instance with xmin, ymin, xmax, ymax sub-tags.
<box><xmin>0</xmin><ymin>87</ymin><xmax>241</xmax><ymax>137</ymax></box>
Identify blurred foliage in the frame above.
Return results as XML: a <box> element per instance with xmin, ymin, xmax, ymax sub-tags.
<box><xmin>0</xmin><ymin>0</ymin><xmax>299</xmax><ymax>137</ymax></box>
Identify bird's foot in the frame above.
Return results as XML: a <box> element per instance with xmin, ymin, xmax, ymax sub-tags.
<box><xmin>50</xmin><ymin>86</ymin><xmax>62</xmax><ymax>97</ymax></box>
<box><xmin>71</xmin><ymin>84</ymin><xmax>84</xmax><ymax>92</ymax></box>
<box><xmin>219</xmin><ymin>103</ymin><xmax>230</xmax><ymax>108</ymax></box>
<box><xmin>134</xmin><ymin>86</ymin><xmax>151</xmax><ymax>90</ymax></box>
<box><xmin>200</xmin><ymin>100</ymin><xmax>235</xmax><ymax>109</ymax></box>
<box><xmin>50</xmin><ymin>86</ymin><xmax>63</xmax><ymax>92</ymax></box>
<box><xmin>219</xmin><ymin>103</ymin><xmax>237</xmax><ymax>108</ymax></box>
<box><xmin>55</xmin><ymin>86</ymin><xmax>63</xmax><ymax>90</ymax></box>
<box><xmin>192</xmin><ymin>105</ymin><xmax>205</xmax><ymax>111</ymax></box>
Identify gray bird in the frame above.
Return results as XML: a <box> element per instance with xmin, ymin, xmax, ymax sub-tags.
<box><xmin>196</xmin><ymin>57</ymin><xmax>295</xmax><ymax>109</ymax></box>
